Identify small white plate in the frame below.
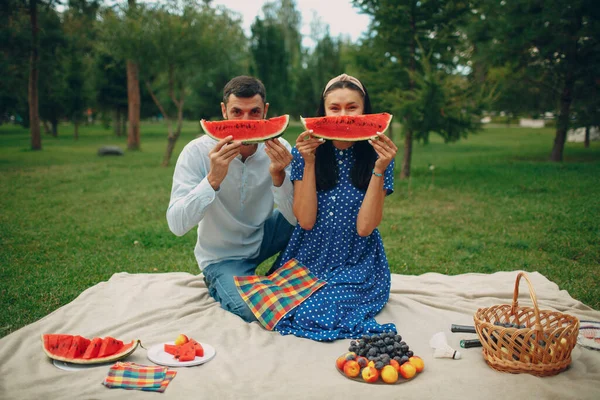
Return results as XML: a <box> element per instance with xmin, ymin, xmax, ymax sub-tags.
<box><xmin>578</xmin><ymin>320</ymin><xmax>600</xmax><ymax>351</ymax></box>
<box><xmin>53</xmin><ymin>359</ymin><xmax>112</xmax><ymax>371</ymax></box>
<box><xmin>146</xmin><ymin>341</ymin><xmax>216</xmax><ymax>367</ymax></box>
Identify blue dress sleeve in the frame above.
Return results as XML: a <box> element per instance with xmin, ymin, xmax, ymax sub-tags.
<box><xmin>383</xmin><ymin>159</ymin><xmax>395</xmax><ymax>195</ymax></box>
<box><xmin>290</xmin><ymin>147</ymin><xmax>305</xmax><ymax>181</ymax></box>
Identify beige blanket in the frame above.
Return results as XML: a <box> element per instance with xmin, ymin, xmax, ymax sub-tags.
<box><xmin>1</xmin><ymin>271</ymin><xmax>599</xmax><ymax>400</ymax></box>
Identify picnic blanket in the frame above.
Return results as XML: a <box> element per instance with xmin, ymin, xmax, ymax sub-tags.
<box><xmin>1</xmin><ymin>270</ymin><xmax>599</xmax><ymax>400</ymax></box>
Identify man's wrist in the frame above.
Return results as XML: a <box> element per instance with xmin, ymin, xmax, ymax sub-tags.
<box><xmin>206</xmin><ymin>173</ymin><xmax>221</xmax><ymax>191</ymax></box>
<box><xmin>271</xmin><ymin>170</ymin><xmax>285</xmax><ymax>187</ymax></box>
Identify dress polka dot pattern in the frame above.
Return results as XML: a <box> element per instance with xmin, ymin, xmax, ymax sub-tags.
<box><xmin>273</xmin><ymin>145</ymin><xmax>396</xmax><ymax>341</ymax></box>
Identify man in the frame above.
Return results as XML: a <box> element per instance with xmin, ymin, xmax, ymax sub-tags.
<box><xmin>166</xmin><ymin>76</ymin><xmax>295</xmax><ymax>322</ymax></box>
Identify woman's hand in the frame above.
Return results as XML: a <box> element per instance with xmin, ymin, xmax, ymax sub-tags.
<box><xmin>295</xmin><ymin>130</ymin><xmax>324</xmax><ymax>164</ymax></box>
<box><xmin>369</xmin><ymin>132</ymin><xmax>398</xmax><ymax>173</ymax></box>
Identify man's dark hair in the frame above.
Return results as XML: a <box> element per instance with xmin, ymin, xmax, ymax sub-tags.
<box><xmin>223</xmin><ymin>76</ymin><xmax>266</xmax><ymax>105</ymax></box>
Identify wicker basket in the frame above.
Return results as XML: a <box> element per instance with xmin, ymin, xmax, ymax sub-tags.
<box><xmin>473</xmin><ymin>272</ymin><xmax>579</xmax><ymax>376</ymax></box>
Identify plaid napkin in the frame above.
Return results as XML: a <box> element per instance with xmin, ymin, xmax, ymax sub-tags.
<box><xmin>234</xmin><ymin>258</ymin><xmax>326</xmax><ymax>330</ymax></box>
<box><xmin>102</xmin><ymin>362</ymin><xmax>176</xmax><ymax>393</ymax></box>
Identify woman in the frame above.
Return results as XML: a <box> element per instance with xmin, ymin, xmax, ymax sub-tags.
<box><xmin>271</xmin><ymin>73</ymin><xmax>398</xmax><ymax>341</ymax></box>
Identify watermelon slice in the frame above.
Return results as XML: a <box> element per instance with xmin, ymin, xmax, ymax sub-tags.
<box><xmin>82</xmin><ymin>337</ymin><xmax>103</xmax><ymax>359</ymax></box>
<box><xmin>42</xmin><ymin>334</ymin><xmax>140</xmax><ymax>364</ymax></box>
<box><xmin>164</xmin><ymin>344</ymin><xmax>180</xmax><ymax>358</ymax></box>
<box><xmin>178</xmin><ymin>341</ymin><xmax>197</xmax><ymax>362</ymax></box>
<box><xmin>189</xmin><ymin>339</ymin><xmax>204</xmax><ymax>357</ymax></box>
<box><xmin>300</xmin><ymin>113</ymin><xmax>393</xmax><ymax>141</ymax></box>
<box><xmin>200</xmin><ymin>115</ymin><xmax>290</xmax><ymax>143</ymax></box>
<box><xmin>65</xmin><ymin>335</ymin><xmax>91</xmax><ymax>359</ymax></box>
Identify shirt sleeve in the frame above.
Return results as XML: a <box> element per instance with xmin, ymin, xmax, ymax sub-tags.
<box><xmin>383</xmin><ymin>158</ymin><xmax>395</xmax><ymax>196</ymax></box>
<box><xmin>166</xmin><ymin>141</ymin><xmax>217</xmax><ymax>236</ymax></box>
<box><xmin>272</xmin><ymin>138</ymin><xmax>297</xmax><ymax>225</ymax></box>
<box><xmin>290</xmin><ymin>147</ymin><xmax>305</xmax><ymax>181</ymax></box>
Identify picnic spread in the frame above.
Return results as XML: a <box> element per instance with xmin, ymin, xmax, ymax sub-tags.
<box><xmin>1</xmin><ymin>270</ymin><xmax>599</xmax><ymax>399</ymax></box>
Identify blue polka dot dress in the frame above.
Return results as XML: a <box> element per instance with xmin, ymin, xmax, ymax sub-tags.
<box><xmin>273</xmin><ymin>145</ymin><xmax>396</xmax><ymax>341</ymax></box>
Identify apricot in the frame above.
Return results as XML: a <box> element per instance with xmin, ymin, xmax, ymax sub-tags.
<box><xmin>343</xmin><ymin>360</ymin><xmax>361</xmax><ymax>378</ymax></box>
<box><xmin>381</xmin><ymin>365</ymin><xmax>399</xmax><ymax>384</ymax></box>
<box><xmin>174</xmin><ymin>334</ymin><xmax>189</xmax><ymax>346</ymax></box>
<box><xmin>336</xmin><ymin>355</ymin><xmax>348</xmax><ymax>370</ymax></box>
<box><xmin>399</xmin><ymin>362</ymin><xmax>416</xmax><ymax>379</ymax></box>
<box><xmin>408</xmin><ymin>356</ymin><xmax>425</xmax><ymax>373</ymax></box>
<box><xmin>361</xmin><ymin>365</ymin><xmax>379</xmax><ymax>383</ymax></box>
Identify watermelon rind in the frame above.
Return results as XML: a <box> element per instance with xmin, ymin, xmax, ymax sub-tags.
<box><xmin>200</xmin><ymin>114</ymin><xmax>290</xmax><ymax>143</ymax></box>
<box><xmin>41</xmin><ymin>334</ymin><xmax>140</xmax><ymax>365</ymax></box>
<box><xmin>300</xmin><ymin>113</ymin><xmax>393</xmax><ymax>142</ymax></box>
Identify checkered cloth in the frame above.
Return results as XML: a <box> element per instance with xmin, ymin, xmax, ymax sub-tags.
<box><xmin>102</xmin><ymin>362</ymin><xmax>177</xmax><ymax>393</ymax></box>
<box><xmin>234</xmin><ymin>258</ymin><xmax>326</xmax><ymax>330</ymax></box>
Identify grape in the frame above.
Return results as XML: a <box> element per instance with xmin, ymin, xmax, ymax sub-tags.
<box><xmin>394</xmin><ymin>334</ymin><xmax>402</xmax><ymax>342</ymax></box>
<box><xmin>406</xmin><ymin>350</ymin><xmax>414</xmax><ymax>358</ymax></box>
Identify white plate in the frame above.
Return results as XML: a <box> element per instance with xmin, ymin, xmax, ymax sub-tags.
<box><xmin>53</xmin><ymin>359</ymin><xmax>112</xmax><ymax>371</ymax></box>
<box><xmin>578</xmin><ymin>320</ymin><xmax>600</xmax><ymax>351</ymax></box>
<box><xmin>146</xmin><ymin>341</ymin><xmax>216</xmax><ymax>367</ymax></box>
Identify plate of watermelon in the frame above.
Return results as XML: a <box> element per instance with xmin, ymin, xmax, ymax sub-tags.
<box><xmin>147</xmin><ymin>335</ymin><xmax>216</xmax><ymax>367</ymax></box>
<box><xmin>42</xmin><ymin>334</ymin><xmax>140</xmax><ymax>366</ymax></box>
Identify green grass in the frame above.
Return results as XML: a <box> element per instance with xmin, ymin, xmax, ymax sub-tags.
<box><xmin>1</xmin><ymin>121</ymin><xmax>599</xmax><ymax>338</ymax></box>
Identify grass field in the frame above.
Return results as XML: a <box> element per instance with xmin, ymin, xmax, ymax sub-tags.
<box><xmin>1</xmin><ymin>121</ymin><xmax>599</xmax><ymax>338</ymax></box>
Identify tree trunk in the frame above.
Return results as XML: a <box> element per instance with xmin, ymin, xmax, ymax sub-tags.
<box><xmin>42</xmin><ymin>120</ymin><xmax>51</xmax><ymax>134</ymax></box>
<box><xmin>113</xmin><ymin>109</ymin><xmax>121</xmax><ymax>136</ymax></box>
<box><xmin>126</xmin><ymin>60</ymin><xmax>141</xmax><ymax>150</ymax></box>
<box><xmin>51</xmin><ymin>118</ymin><xmax>58</xmax><ymax>137</ymax></box>
<box><xmin>162</xmin><ymin>99</ymin><xmax>185</xmax><ymax>167</ymax></box>
<box><xmin>584</xmin><ymin>126</ymin><xmax>590</xmax><ymax>148</ymax></box>
<box><xmin>74</xmin><ymin>121</ymin><xmax>79</xmax><ymax>140</ymax></box>
<box><xmin>400</xmin><ymin>129</ymin><xmax>413</xmax><ymax>179</ymax></box>
<box><xmin>550</xmin><ymin>71</ymin><xmax>575</xmax><ymax>162</ymax></box>
<box><xmin>400</xmin><ymin>7</ymin><xmax>417</xmax><ymax>179</ymax></box>
<box><xmin>29</xmin><ymin>0</ymin><xmax>41</xmax><ymax>150</ymax></box>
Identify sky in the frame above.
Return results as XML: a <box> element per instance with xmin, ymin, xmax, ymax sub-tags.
<box><xmin>211</xmin><ymin>0</ymin><xmax>372</xmax><ymax>48</ymax></box>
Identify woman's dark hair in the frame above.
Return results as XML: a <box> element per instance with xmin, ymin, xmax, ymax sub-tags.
<box><xmin>314</xmin><ymin>80</ymin><xmax>377</xmax><ymax>192</ymax></box>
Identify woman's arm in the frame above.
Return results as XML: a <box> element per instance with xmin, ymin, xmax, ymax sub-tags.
<box><xmin>293</xmin><ymin>131</ymin><xmax>324</xmax><ymax>230</ymax></box>
<box><xmin>356</xmin><ymin>133</ymin><xmax>398</xmax><ymax>236</ymax></box>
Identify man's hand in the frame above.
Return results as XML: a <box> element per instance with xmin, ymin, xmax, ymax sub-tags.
<box><xmin>207</xmin><ymin>136</ymin><xmax>241</xmax><ymax>190</ymax></box>
<box><xmin>265</xmin><ymin>138</ymin><xmax>292</xmax><ymax>187</ymax></box>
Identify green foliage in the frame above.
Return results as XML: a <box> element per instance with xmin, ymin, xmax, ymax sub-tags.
<box><xmin>0</xmin><ymin>122</ymin><xmax>598</xmax><ymax>338</ymax></box>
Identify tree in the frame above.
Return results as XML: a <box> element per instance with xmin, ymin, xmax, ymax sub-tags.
<box><xmin>94</xmin><ymin>52</ymin><xmax>128</xmax><ymax>136</ymax></box>
<box><xmin>126</xmin><ymin>0</ymin><xmax>141</xmax><ymax>150</ymax></box>
<box><xmin>353</xmin><ymin>0</ymin><xmax>478</xmax><ymax>178</ymax></box>
<box><xmin>250</xmin><ymin>0</ymin><xmax>303</xmax><ymax>117</ymax></box>
<box><xmin>477</xmin><ymin>0</ymin><xmax>600</xmax><ymax>161</ymax></box>
<box><xmin>29</xmin><ymin>0</ymin><xmax>41</xmax><ymax>149</ymax></box>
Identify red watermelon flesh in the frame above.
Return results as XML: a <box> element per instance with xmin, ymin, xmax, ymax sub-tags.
<box><xmin>65</xmin><ymin>336</ymin><xmax>91</xmax><ymax>359</ymax></box>
<box><xmin>178</xmin><ymin>341</ymin><xmax>197</xmax><ymax>362</ymax></box>
<box><xmin>97</xmin><ymin>337</ymin><xmax>123</xmax><ymax>358</ymax></box>
<box><xmin>82</xmin><ymin>337</ymin><xmax>103</xmax><ymax>359</ymax></box>
<box><xmin>56</xmin><ymin>336</ymin><xmax>73</xmax><ymax>357</ymax></box>
<box><xmin>189</xmin><ymin>339</ymin><xmax>204</xmax><ymax>357</ymax></box>
<box><xmin>200</xmin><ymin>115</ymin><xmax>290</xmax><ymax>143</ymax></box>
<box><xmin>164</xmin><ymin>344</ymin><xmax>180</xmax><ymax>358</ymax></box>
<box><xmin>300</xmin><ymin>113</ymin><xmax>393</xmax><ymax>141</ymax></box>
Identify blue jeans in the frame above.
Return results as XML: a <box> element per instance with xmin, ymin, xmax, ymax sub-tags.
<box><xmin>202</xmin><ymin>210</ymin><xmax>294</xmax><ymax>322</ymax></box>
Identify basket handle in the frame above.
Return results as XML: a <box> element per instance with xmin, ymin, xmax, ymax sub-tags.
<box><xmin>511</xmin><ymin>272</ymin><xmax>543</xmax><ymax>332</ymax></box>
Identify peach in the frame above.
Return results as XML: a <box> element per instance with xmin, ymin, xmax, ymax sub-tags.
<box><xmin>361</xmin><ymin>365</ymin><xmax>379</xmax><ymax>383</ymax></box>
<box><xmin>389</xmin><ymin>359</ymin><xmax>400</xmax><ymax>372</ymax></box>
<box><xmin>336</xmin><ymin>355</ymin><xmax>348</xmax><ymax>370</ymax></box>
<box><xmin>399</xmin><ymin>362</ymin><xmax>416</xmax><ymax>379</ymax></box>
<box><xmin>343</xmin><ymin>360</ymin><xmax>361</xmax><ymax>378</ymax></box>
<box><xmin>408</xmin><ymin>356</ymin><xmax>425</xmax><ymax>373</ymax></box>
<box><xmin>381</xmin><ymin>365</ymin><xmax>399</xmax><ymax>384</ymax></box>
<box><xmin>174</xmin><ymin>334</ymin><xmax>189</xmax><ymax>346</ymax></box>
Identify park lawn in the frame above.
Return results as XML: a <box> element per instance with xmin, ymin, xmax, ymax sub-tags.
<box><xmin>0</xmin><ymin>121</ymin><xmax>599</xmax><ymax>338</ymax></box>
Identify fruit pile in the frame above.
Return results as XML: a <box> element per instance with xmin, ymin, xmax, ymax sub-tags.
<box><xmin>164</xmin><ymin>334</ymin><xmax>204</xmax><ymax>362</ymax></box>
<box><xmin>335</xmin><ymin>331</ymin><xmax>424</xmax><ymax>384</ymax></box>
